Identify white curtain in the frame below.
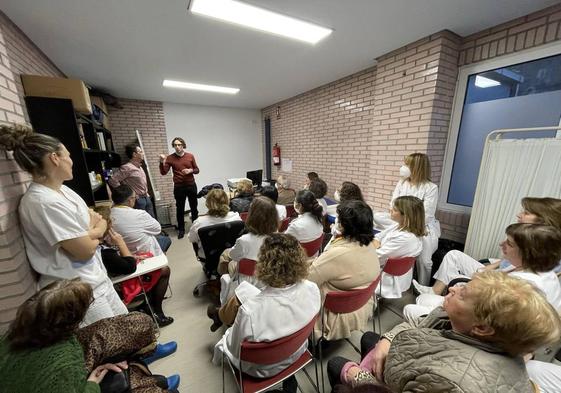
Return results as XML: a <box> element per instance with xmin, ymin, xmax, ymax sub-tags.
<box><xmin>465</xmin><ymin>137</ymin><xmax>561</xmax><ymax>260</ymax></box>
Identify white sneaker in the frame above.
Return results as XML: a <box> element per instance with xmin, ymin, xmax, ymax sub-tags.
<box><xmin>412</xmin><ymin>279</ymin><xmax>433</xmax><ymax>295</ymax></box>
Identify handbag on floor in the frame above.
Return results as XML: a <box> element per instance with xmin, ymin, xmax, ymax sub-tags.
<box><xmin>99</xmin><ymin>368</ymin><xmax>131</xmax><ymax>393</ymax></box>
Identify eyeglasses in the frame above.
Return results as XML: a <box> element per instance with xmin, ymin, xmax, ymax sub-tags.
<box><xmin>173</xmin><ymin>144</ymin><xmax>183</xmax><ymax>147</ymax></box>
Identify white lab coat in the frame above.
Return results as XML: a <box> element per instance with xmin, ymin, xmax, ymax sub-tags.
<box><xmin>220</xmin><ymin>233</ymin><xmax>266</xmax><ymax>305</ymax></box>
<box><xmin>373</xmin><ymin>179</ymin><xmax>441</xmax><ymax>285</ymax></box>
<box><xmin>526</xmin><ymin>361</ymin><xmax>561</xmax><ymax>393</ymax></box>
<box><xmin>285</xmin><ymin>212</ymin><xmax>323</xmax><ymax>243</ymax></box>
<box><xmin>375</xmin><ymin>224</ymin><xmax>423</xmax><ymax>298</ymax></box>
<box><xmin>403</xmin><ymin>266</ymin><xmax>561</xmax><ymax>321</ymax></box>
<box><xmin>111</xmin><ymin>206</ymin><xmax>163</xmax><ymax>256</ymax></box>
<box><xmin>18</xmin><ymin>183</ymin><xmax>126</xmax><ymax>326</ymax></box>
<box><xmin>276</xmin><ymin>204</ymin><xmax>287</xmax><ymax>221</ymax></box>
<box><xmin>213</xmin><ymin>280</ymin><xmax>321</xmax><ymax>378</ymax></box>
<box><xmin>187</xmin><ymin>212</ymin><xmax>242</xmax><ymax>259</ymax></box>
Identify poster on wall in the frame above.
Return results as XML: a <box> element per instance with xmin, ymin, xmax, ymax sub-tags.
<box><xmin>281</xmin><ymin>158</ymin><xmax>292</xmax><ymax>172</ymax></box>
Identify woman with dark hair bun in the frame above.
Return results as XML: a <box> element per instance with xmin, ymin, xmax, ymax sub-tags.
<box><xmin>308</xmin><ymin>200</ymin><xmax>380</xmax><ymax>341</ymax></box>
<box><xmin>0</xmin><ymin>125</ymin><xmax>127</xmax><ymax>326</ymax></box>
<box><xmin>285</xmin><ymin>190</ymin><xmax>323</xmax><ymax>244</ymax></box>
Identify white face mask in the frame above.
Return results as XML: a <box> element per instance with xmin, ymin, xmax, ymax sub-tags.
<box><xmin>334</xmin><ymin>190</ymin><xmax>341</xmax><ymax>202</ymax></box>
<box><xmin>399</xmin><ymin>165</ymin><xmax>411</xmax><ymax>178</ymax></box>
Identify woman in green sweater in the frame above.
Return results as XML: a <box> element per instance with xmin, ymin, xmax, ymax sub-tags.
<box><xmin>0</xmin><ymin>279</ymin><xmax>126</xmax><ymax>393</ymax></box>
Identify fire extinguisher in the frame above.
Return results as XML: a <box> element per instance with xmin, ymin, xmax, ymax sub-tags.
<box><xmin>272</xmin><ymin>143</ymin><xmax>281</xmax><ymax>166</ymax></box>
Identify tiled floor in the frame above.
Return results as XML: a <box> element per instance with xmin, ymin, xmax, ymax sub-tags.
<box><xmin>149</xmin><ymin>227</ymin><xmax>416</xmax><ymax>393</ymax></box>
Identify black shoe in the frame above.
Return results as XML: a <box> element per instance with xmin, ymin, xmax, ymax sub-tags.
<box><xmin>155</xmin><ymin>314</ymin><xmax>174</xmax><ymax>327</ymax></box>
<box><xmin>177</xmin><ymin>231</ymin><xmax>185</xmax><ymax>239</ymax></box>
<box><xmin>207</xmin><ymin>304</ymin><xmax>223</xmax><ymax>332</ymax></box>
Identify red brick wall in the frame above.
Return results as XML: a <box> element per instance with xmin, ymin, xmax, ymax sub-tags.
<box><xmin>108</xmin><ymin>99</ymin><xmax>174</xmax><ymax>213</ymax></box>
<box><xmin>262</xmin><ymin>4</ymin><xmax>561</xmax><ymax>243</ymax></box>
<box><xmin>0</xmin><ymin>12</ymin><xmax>64</xmax><ymax>332</ymax></box>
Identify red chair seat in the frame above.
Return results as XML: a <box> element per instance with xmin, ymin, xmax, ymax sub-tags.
<box><xmin>238</xmin><ymin>258</ymin><xmax>257</xmax><ymax>276</ymax></box>
<box><xmin>232</xmin><ymin>350</ymin><xmax>312</xmax><ymax>393</ymax></box>
<box><xmin>300</xmin><ymin>234</ymin><xmax>324</xmax><ymax>257</ymax></box>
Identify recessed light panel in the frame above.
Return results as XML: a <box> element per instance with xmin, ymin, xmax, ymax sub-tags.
<box><xmin>189</xmin><ymin>0</ymin><xmax>332</xmax><ymax>44</ymax></box>
<box><xmin>163</xmin><ymin>79</ymin><xmax>240</xmax><ymax>94</ymax></box>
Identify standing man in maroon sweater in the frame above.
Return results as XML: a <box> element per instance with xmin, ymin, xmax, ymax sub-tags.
<box><xmin>159</xmin><ymin>137</ymin><xmax>199</xmax><ymax>239</ymax></box>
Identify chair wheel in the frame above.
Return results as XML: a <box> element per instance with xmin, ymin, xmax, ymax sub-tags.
<box><xmin>193</xmin><ymin>288</ymin><xmax>200</xmax><ymax>297</ymax></box>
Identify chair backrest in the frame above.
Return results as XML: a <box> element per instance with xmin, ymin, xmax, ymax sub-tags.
<box><xmin>285</xmin><ymin>205</ymin><xmax>297</xmax><ymax>218</ymax></box>
<box><xmin>300</xmin><ymin>233</ymin><xmax>324</xmax><ymax>257</ymax></box>
<box><xmin>382</xmin><ymin>257</ymin><xmax>416</xmax><ymax>277</ymax></box>
<box><xmin>198</xmin><ymin>221</ymin><xmax>246</xmax><ymax>272</ymax></box>
<box><xmin>240</xmin><ymin>315</ymin><xmax>318</xmax><ymax>365</ymax></box>
<box><xmin>324</xmin><ymin>275</ymin><xmax>381</xmax><ymax>314</ymax></box>
<box><xmin>240</xmin><ymin>212</ymin><xmax>249</xmax><ymax>222</ymax></box>
<box><xmin>238</xmin><ymin>258</ymin><xmax>257</xmax><ymax>276</ymax></box>
<box><xmin>279</xmin><ymin>217</ymin><xmax>291</xmax><ymax>232</ymax></box>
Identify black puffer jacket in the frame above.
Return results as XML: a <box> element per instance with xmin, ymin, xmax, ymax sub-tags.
<box><xmin>229</xmin><ymin>193</ymin><xmax>253</xmax><ymax>213</ymax></box>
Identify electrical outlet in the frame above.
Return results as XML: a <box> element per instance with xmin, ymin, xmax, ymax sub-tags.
<box><xmin>154</xmin><ymin>190</ymin><xmax>161</xmax><ymax>201</ymax></box>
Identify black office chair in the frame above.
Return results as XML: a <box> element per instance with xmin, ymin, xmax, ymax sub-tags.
<box><xmin>192</xmin><ymin>221</ymin><xmax>246</xmax><ymax>297</ymax></box>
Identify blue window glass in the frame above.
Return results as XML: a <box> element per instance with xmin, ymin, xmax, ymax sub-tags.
<box><xmin>448</xmin><ymin>54</ymin><xmax>561</xmax><ymax>207</ymax></box>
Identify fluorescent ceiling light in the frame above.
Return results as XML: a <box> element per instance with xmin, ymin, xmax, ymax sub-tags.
<box><xmin>163</xmin><ymin>79</ymin><xmax>240</xmax><ymax>94</ymax></box>
<box><xmin>475</xmin><ymin>75</ymin><xmax>501</xmax><ymax>88</ymax></box>
<box><xmin>189</xmin><ymin>0</ymin><xmax>332</xmax><ymax>44</ymax></box>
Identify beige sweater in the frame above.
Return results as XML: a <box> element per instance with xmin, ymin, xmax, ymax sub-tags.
<box><xmin>309</xmin><ymin>237</ymin><xmax>380</xmax><ymax>340</ymax></box>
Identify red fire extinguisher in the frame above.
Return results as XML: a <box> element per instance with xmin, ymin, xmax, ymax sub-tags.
<box><xmin>272</xmin><ymin>143</ymin><xmax>281</xmax><ymax>166</ymax></box>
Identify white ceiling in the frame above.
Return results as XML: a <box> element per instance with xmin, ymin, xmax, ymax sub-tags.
<box><xmin>2</xmin><ymin>0</ymin><xmax>559</xmax><ymax>109</ymax></box>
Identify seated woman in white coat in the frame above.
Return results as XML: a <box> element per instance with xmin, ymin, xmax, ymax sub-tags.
<box><xmin>260</xmin><ymin>185</ymin><xmax>287</xmax><ymax>221</ymax></box>
<box><xmin>413</xmin><ymin>196</ymin><xmax>561</xmax><ymax>296</ymax></box>
<box><xmin>216</xmin><ymin>197</ymin><xmax>278</xmax><ymax>313</ymax></box>
<box><xmin>285</xmin><ymin>190</ymin><xmax>324</xmax><ymax>244</ymax></box>
<box><xmin>373</xmin><ymin>153</ymin><xmax>440</xmax><ymax>285</ymax></box>
<box><xmin>374</xmin><ymin>196</ymin><xmax>424</xmax><ymax>298</ymax></box>
<box><xmin>188</xmin><ymin>188</ymin><xmax>242</xmax><ymax>259</ymax></box>
<box><xmin>212</xmin><ymin>233</ymin><xmax>320</xmax><ymax>393</ymax></box>
<box><xmin>405</xmin><ymin>223</ymin><xmax>561</xmax><ymax>321</ymax></box>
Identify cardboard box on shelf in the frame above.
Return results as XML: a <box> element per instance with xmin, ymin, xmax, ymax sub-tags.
<box><xmin>21</xmin><ymin>75</ymin><xmax>92</xmax><ymax>114</ymax></box>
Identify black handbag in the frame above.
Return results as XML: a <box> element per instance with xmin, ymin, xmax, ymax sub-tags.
<box><xmin>99</xmin><ymin>368</ymin><xmax>131</xmax><ymax>393</ymax></box>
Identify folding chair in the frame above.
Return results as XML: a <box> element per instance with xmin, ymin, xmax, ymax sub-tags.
<box><xmin>279</xmin><ymin>217</ymin><xmax>291</xmax><ymax>232</ymax></box>
<box><xmin>375</xmin><ymin>256</ymin><xmax>416</xmax><ymax>333</ymax></box>
<box><xmin>193</xmin><ymin>221</ymin><xmax>246</xmax><ymax>297</ymax></box>
<box><xmin>238</xmin><ymin>258</ymin><xmax>257</xmax><ymax>277</ymax></box>
<box><xmin>223</xmin><ymin>315</ymin><xmax>320</xmax><ymax>393</ymax></box>
<box><xmin>301</xmin><ymin>234</ymin><xmax>324</xmax><ymax>258</ymax></box>
<box><xmin>319</xmin><ymin>276</ymin><xmax>381</xmax><ymax>393</ymax></box>
<box><xmin>285</xmin><ymin>205</ymin><xmax>298</xmax><ymax>218</ymax></box>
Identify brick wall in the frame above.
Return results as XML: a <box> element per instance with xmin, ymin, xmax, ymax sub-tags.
<box><xmin>459</xmin><ymin>4</ymin><xmax>561</xmax><ymax>66</ymax></box>
<box><xmin>108</xmin><ymin>99</ymin><xmax>174</xmax><ymax>214</ymax></box>
<box><xmin>262</xmin><ymin>67</ymin><xmax>377</xmax><ymax>196</ymax></box>
<box><xmin>262</xmin><ymin>4</ymin><xmax>561</xmax><ymax>243</ymax></box>
<box><xmin>367</xmin><ymin>31</ymin><xmax>461</xmax><ymax>210</ymax></box>
<box><xmin>0</xmin><ymin>12</ymin><xmax>64</xmax><ymax>332</ymax></box>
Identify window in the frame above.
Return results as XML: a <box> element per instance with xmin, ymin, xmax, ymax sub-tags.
<box><xmin>440</xmin><ymin>43</ymin><xmax>561</xmax><ymax>212</ymax></box>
